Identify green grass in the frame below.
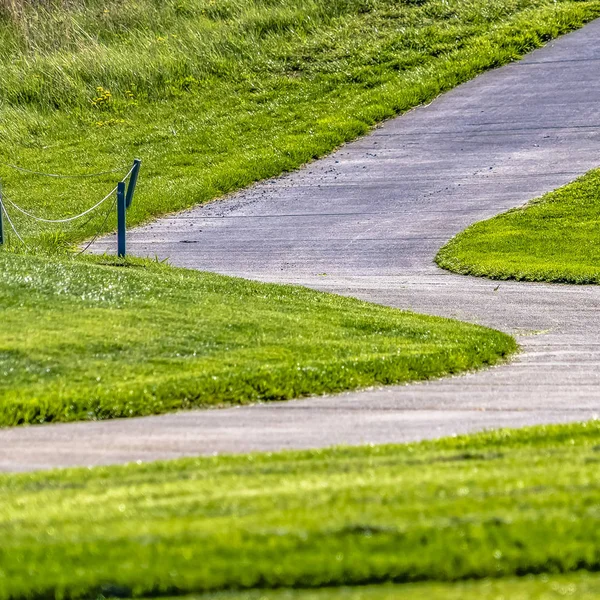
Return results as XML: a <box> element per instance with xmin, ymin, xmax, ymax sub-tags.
<box><xmin>173</xmin><ymin>572</ymin><xmax>600</xmax><ymax>600</ymax></box>
<box><xmin>2</xmin><ymin>421</ymin><xmax>600</xmax><ymax>599</ymax></box>
<box><xmin>1</xmin><ymin>0</ymin><xmax>600</xmax><ymax>250</ymax></box>
<box><xmin>437</xmin><ymin>169</ymin><xmax>600</xmax><ymax>284</ymax></box>
<box><xmin>0</xmin><ymin>252</ymin><xmax>515</xmax><ymax>426</ymax></box>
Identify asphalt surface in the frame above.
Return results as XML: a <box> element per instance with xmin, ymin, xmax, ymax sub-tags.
<box><xmin>2</xmin><ymin>21</ymin><xmax>600</xmax><ymax>471</ymax></box>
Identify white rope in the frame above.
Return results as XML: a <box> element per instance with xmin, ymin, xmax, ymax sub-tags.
<box><xmin>0</xmin><ymin>198</ymin><xmax>28</xmax><ymax>247</ymax></box>
<box><xmin>2</xmin><ymin>164</ymin><xmax>135</xmax><ymax>224</ymax></box>
<box><xmin>76</xmin><ymin>194</ymin><xmax>118</xmax><ymax>256</ymax></box>
<box><xmin>4</xmin><ymin>186</ymin><xmax>118</xmax><ymax>223</ymax></box>
<box><xmin>0</xmin><ymin>161</ymin><xmax>127</xmax><ymax>179</ymax></box>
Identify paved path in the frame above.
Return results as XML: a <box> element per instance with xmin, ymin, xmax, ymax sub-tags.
<box><xmin>3</xmin><ymin>22</ymin><xmax>600</xmax><ymax>471</ymax></box>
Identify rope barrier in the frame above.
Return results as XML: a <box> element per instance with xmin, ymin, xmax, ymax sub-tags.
<box><xmin>0</xmin><ymin>159</ymin><xmax>141</xmax><ymax>256</ymax></box>
<box><xmin>3</xmin><ymin>186</ymin><xmax>118</xmax><ymax>223</ymax></box>
<box><xmin>0</xmin><ymin>161</ymin><xmax>128</xmax><ymax>179</ymax></box>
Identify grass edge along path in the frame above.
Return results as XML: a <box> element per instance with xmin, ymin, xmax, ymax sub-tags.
<box><xmin>1</xmin><ymin>420</ymin><xmax>600</xmax><ymax>599</ymax></box>
<box><xmin>0</xmin><ymin>253</ymin><xmax>516</xmax><ymax>427</ymax></box>
<box><xmin>436</xmin><ymin>168</ymin><xmax>600</xmax><ymax>284</ymax></box>
<box><xmin>167</xmin><ymin>572</ymin><xmax>600</xmax><ymax>600</ymax></box>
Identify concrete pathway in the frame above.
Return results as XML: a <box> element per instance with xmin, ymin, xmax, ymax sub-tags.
<box><xmin>2</xmin><ymin>21</ymin><xmax>600</xmax><ymax>471</ymax></box>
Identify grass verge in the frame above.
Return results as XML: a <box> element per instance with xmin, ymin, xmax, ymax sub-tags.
<box><xmin>436</xmin><ymin>169</ymin><xmax>600</xmax><ymax>284</ymax></box>
<box><xmin>0</xmin><ymin>253</ymin><xmax>515</xmax><ymax>426</ymax></box>
<box><xmin>2</xmin><ymin>421</ymin><xmax>600</xmax><ymax>599</ymax></box>
<box><xmin>170</xmin><ymin>572</ymin><xmax>600</xmax><ymax>600</ymax></box>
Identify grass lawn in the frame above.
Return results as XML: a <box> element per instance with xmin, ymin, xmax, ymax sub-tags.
<box><xmin>436</xmin><ymin>169</ymin><xmax>600</xmax><ymax>284</ymax></box>
<box><xmin>2</xmin><ymin>421</ymin><xmax>600</xmax><ymax>599</ymax></box>
<box><xmin>0</xmin><ymin>252</ymin><xmax>515</xmax><ymax>426</ymax></box>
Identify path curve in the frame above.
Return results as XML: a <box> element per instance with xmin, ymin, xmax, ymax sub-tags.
<box><xmin>3</xmin><ymin>22</ymin><xmax>600</xmax><ymax>471</ymax></box>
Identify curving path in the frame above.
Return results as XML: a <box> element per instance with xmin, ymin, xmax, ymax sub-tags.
<box><xmin>3</xmin><ymin>21</ymin><xmax>600</xmax><ymax>471</ymax></box>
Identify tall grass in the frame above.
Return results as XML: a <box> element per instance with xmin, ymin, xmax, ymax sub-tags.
<box><xmin>0</xmin><ymin>0</ymin><xmax>75</xmax><ymax>34</ymax></box>
<box><xmin>0</xmin><ymin>0</ymin><xmax>385</xmax><ymax>108</ymax></box>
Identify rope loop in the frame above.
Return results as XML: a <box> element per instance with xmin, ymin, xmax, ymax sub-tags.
<box><xmin>0</xmin><ymin>161</ymin><xmax>128</xmax><ymax>179</ymax></box>
<box><xmin>0</xmin><ymin>164</ymin><xmax>135</xmax><ymax>224</ymax></box>
<box><xmin>0</xmin><ymin>198</ymin><xmax>28</xmax><ymax>247</ymax></box>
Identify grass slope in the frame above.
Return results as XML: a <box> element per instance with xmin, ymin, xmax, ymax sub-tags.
<box><xmin>1</xmin><ymin>0</ymin><xmax>600</xmax><ymax>250</ymax></box>
<box><xmin>0</xmin><ymin>253</ymin><xmax>515</xmax><ymax>426</ymax></box>
<box><xmin>2</xmin><ymin>421</ymin><xmax>600</xmax><ymax>599</ymax></box>
<box><xmin>437</xmin><ymin>169</ymin><xmax>600</xmax><ymax>284</ymax></box>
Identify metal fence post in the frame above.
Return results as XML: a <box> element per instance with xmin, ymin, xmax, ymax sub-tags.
<box><xmin>117</xmin><ymin>181</ymin><xmax>126</xmax><ymax>257</ymax></box>
<box><xmin>125</xmin><ymin>158</ymin><xmax>141</xmax><ymax>209</ymax></box>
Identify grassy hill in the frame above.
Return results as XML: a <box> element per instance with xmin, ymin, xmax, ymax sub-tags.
<box><xmin>0</xmin><ymin>252</ymin><xmax>516</xmax><ymax>426</ymax></box>
<box><xmin>2</xmin><ymin>4</ymin><xmax>600</xmax><ymax>599</ymax></box>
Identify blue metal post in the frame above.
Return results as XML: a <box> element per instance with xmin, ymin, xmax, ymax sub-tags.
<box><xmin>125</xmin><ymin>158</ymin><xmax>141</xmax><ymax>209</ymax></box>
<box><xmin>117</xmin><ymin>181</ymin><xmax>126</xmax><ymax>257</ymax></box>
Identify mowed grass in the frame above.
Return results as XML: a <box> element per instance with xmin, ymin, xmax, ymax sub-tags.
<box><xmin>176</xmin><ymin>573</ymin><xmax>600</xmax><ymax>600</ymax></box>
<box><xmin>1</xmin><ymin>0</ymin><xmax>600</xmax><ymax>250</ymax></box>
<box><xmin>2</xmin><ymin>421</ymin><xmax>600</xmax><ymax>599</ymax></box>
<box><xmin>437</xmin><ymin>169</ymin><xmax>600</xmax><ymax>284</ymax></box>
<box><xmin>0</xmin><ymin>253</ymin><xmax>515</xmax><ymax>426</ymax></box>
